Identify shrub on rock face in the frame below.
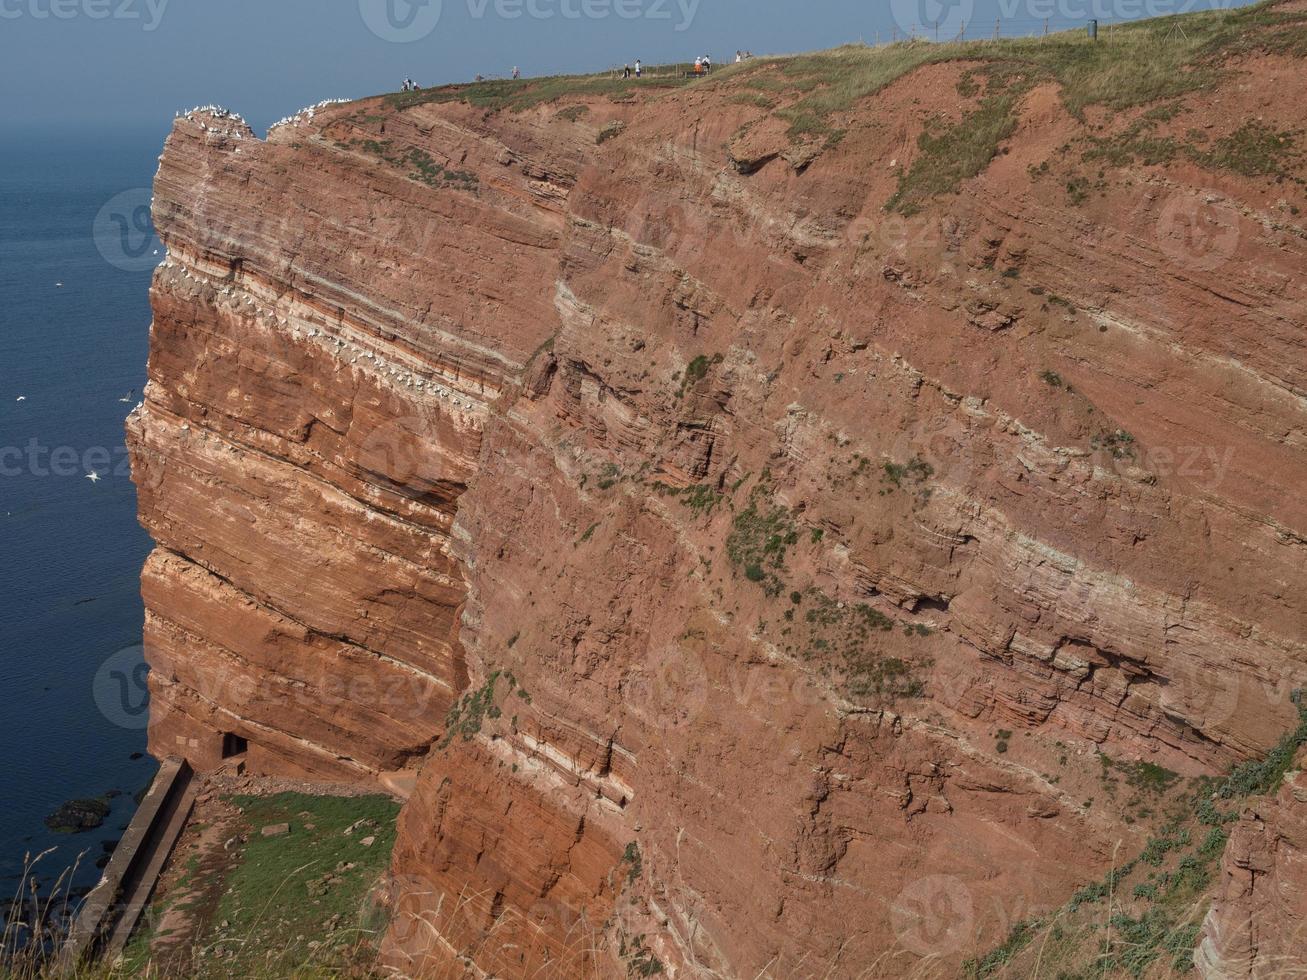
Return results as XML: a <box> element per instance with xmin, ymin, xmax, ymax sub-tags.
<box><xmin>45</xmin><ymin>798</ymin><xmax>110</xmax><ymax>834</ymax></box>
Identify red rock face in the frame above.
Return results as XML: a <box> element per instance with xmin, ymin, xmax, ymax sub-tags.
<box><xmin>1197</xmin><ymin>763</ymin><xmax>1307</xmax><ymax>978</ymax></box>
<box><xmin>132</xmin><ymin>48</ymin><xmax>1307</xmax><ymax>978</ymax></box>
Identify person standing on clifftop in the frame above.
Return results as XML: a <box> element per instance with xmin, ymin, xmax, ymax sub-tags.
<box><xmin>635</xmin><ymin>59</ymin><xmax>642</xmax><ymax>78</ymax></box>
<box><xmin>512</xmin><ymin>66</ymin><xmax>520</xmax><ymax>79</ymax></box>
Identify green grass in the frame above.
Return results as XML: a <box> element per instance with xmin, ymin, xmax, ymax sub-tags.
<box><xmin>94</xmin><ymin>793</ymin><xmax>403</xmax><ymax>980</ymax></box>
<box><xmin>382</xmin><ymin>67</ymin><xmax>694</xmax><ymax>115</ymax></box>
<box><xmin>596</xmin><ymin>121</ymin><xmax>627</xmax><ymax>145</ymax></box>
<box><xmin>555</xmin><ymin>104</ymin><xmax>590</xmax><ymax>122</ymax></box>
<box><xmin>718</xmin><ymin>1</ymin><xmax>1307</xmax><ymax>204</ymax></box>
<box><xmin>725</xmin><ymin>483</ymin><xmax>800</xmax><ymax>595</ymax></box>
<box><xmin>888</xmin><ymin>65</ymin><xmax>1036</xmax><ymax>213</ymax></box>
<box><xmin>966</xmin><ymin>694</ymin><xmax>1307</xmax><ymax>978</ymax></box>
<box><xmin>348</xmin><ymin>3</ymin><xmax>1307</xmax><ymax>212</ymax></box>
<box><xmin>881</xmin><ymin>456</ymin><xmax>934</xmax><ymax>489</ymax></box>
<box><xmin>357</xmin><ymin>1</ymin><xmax>1307</xmax><ymax>137</ymax></box>
<box><xmin>1083</xmin><ymin>118</ymin><xmax>1182</xmax><ymax>168</ymax></box>
<box><xmin>679</xmin><ymin>353</ymin><xmax>723</xmax><ymax>396</ymax></box>
<box><xmin>345</xmin><ymin>138</ymin><xmax>478</xmax><ymax>191</ymax></box>
<box><xmin>202</xmin><ymin>793</ymin><xmax>400</xmax><ymax>978</ymax></box>
<box><xmin>440</xmin><ymin>670</ymin><xmax>506</xmax><ymax>748</ymax></box>
<box><xmin>1195</xmin><ymin>119</ymin><xmax>1300</xmax><ymax>177</ymax></box>
<box><xmin>651</xmin><ymin>482</ymin><xmax>727</xmax><ymax>516</ymax></box>
<box><xmin>1092</xmin><ymin>428</ymin><xmax>1137</xmax><ymax>461</ymax></box>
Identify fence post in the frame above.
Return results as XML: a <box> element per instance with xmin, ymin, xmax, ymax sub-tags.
<box><xmin>993</xmin><ymin>18</ymin><xmax>1000</xmax><ymax>40</ymax></box>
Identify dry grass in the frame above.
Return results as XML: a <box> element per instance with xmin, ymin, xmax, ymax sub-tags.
<box><xmin>707</xmin><ymin>0</ymin><xmax>1307</xmax><ymax>133</ymax></box>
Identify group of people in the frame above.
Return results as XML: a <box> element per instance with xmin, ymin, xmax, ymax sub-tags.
<box><xmin>406</xmin><ymin>68</ymin><xmax>517</xmax><ymax>89</ymax></box>
<box><xmin>401</xmin><ymin>50</ymin><xmax>755</xmax><ymax>92</ymax></box>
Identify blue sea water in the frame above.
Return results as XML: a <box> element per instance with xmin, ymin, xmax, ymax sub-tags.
<box><xmin>0</xmin><ymin>125</ymin><xmax>172</xmax><ymax>899</ymax></box>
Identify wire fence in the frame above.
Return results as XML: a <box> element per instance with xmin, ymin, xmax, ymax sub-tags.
<box><xmin>581</xmin><ymin>19</ymin><xmax>1149</xmax><ymax>80</ymax></box>
<box><xmin>587</xmin><ymin>12</ymin><xmax>1209</xmax><ymax>79</ymax></box>
<box><xmin>867</xmin><ymin>14</ymin><xmax>1190</xmax><ymax>44</ymax></box>
<box><xmin>473</xmin><ymin>4</ymin><xmax>1244</xmax><ymax>85</ymax></box>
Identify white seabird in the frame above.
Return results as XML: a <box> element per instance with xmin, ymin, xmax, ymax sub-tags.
<box><xmin>16</xmin><ymin>396</ymin><xmax>26</xmax><ymax>402</ymax></box>
<box><xmin>86</xmin><ymin>472</ymin><xmax>102</xmax><ymax>484</ymax></box>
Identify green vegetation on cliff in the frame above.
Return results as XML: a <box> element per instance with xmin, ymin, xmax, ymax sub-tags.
<box><xmin>119</xmin><ymin>792</ymin><xmax>400</xmax><ymax>980</ymax></box>
<box><xmin>967</xmin><ymin>694</ymin><xmax>1307</xmax><ymax>979</ymax></box>
<box><xmin>362</xmin><ymin>1</ymin><xmax>1307</xmax><ymax>213</ymax></box>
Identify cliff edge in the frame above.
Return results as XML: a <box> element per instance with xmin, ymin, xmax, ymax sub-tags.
<box><xmin>129</xmin><ymin>5</ymin><xmax>1307</xmax><ymax>976</ymax></box>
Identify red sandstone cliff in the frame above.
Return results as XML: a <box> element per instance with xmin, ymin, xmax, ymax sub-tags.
<box><xmin>130</xmin><ymin>10</ymin><xmax>1307</xmax><ymax>978</ymax></box>
<box><xmin>1197</xmin><ymin>760</ymin><xmax>1307</xmax><ymax>978</ymax></box>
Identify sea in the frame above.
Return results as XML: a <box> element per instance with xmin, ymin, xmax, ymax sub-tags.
<box><xmin>0</xmin><ymin>125</ymin><xmax>172</xmax><ymax>904</ymax></box>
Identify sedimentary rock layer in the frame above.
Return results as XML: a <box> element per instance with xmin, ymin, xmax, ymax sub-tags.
<box><xmin>132</xmin><ymin>37</ymin><xmax>1307</xmax><ymax>978</ymax></box>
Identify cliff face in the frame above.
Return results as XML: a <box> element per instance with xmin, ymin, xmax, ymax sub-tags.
<box><xmin>131</xmin><ymin>21</ymin><xmax>1307</xmax><ymax>978</ymax></box>
<box><xmin>1197</xmin><ymin>761</ymin><xmax>1307</xmax><ymax>978</ymax></box>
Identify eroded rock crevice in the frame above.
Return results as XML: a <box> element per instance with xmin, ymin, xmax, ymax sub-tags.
<box><xmin>134</xmin><ymin>49</ymin><xmax>1307</xmax><ymax>977</ymax></box>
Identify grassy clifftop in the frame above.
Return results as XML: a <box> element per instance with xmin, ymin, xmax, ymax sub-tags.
<box><xmin>378</xmin><ymin>1</ymin><xmax>1307</xmax><ymax>125</ymax></box>
<box><xmin>359</xmin><ymin>0</ymin><xmax>1306</xmax><ymax>217</ymax></box>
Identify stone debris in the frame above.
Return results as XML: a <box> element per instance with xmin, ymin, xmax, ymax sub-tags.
<box><xmin>307</xmin><ymin>861</ymin><xmax>358</xmax><ymax>897</ymax></box>
<box><xmin>343</xmin><ymin>818</ymin><xmax>378</xmax><ymax>837</ymax></box>
<box><xmin>260</xmin><ymin>823</ymin><xmax>291</xmax><ymax>838</ymax></box>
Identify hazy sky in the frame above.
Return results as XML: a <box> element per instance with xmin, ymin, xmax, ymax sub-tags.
<box><xmin>0</xmin><ymin>0</ymin><xmax>1255</xmax><ymax>133</ymax></box>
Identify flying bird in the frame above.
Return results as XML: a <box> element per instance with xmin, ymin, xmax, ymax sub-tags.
<box><xmin>119</xmin><ymin>390</ymin><xmax>135</xmax><ymax>403</ymax></box>
<box><xmin>16</xmin><ymin>396</ymin><xmax>26</xmax><ymax>402</ymax></box>
<box><xmin>86</xmin><ymin>472</ymin><xmax>102</xmax><ymax>484</ymax></box>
